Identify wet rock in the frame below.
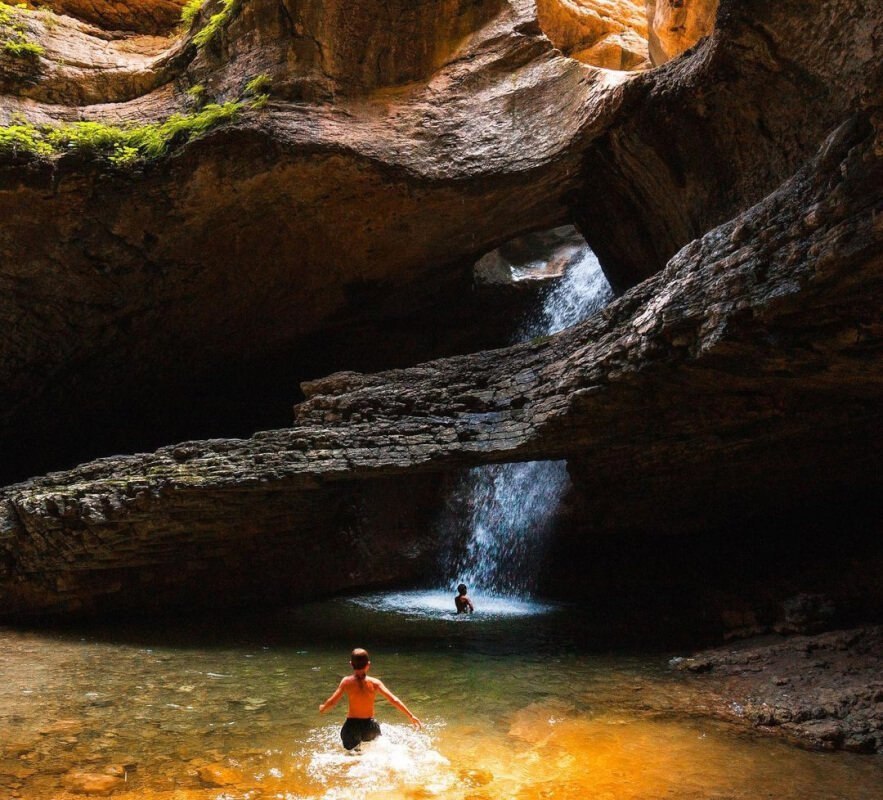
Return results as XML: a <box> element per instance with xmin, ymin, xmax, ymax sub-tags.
<box><xmin>673</xmin><ymin>627</ymin><xmax>883</xmax><ymax>752</ymax></box>
<box><xmin>2</xmin><ymin>742</ymin><xmax>34</xmax><ymax>758</ymax></box>
<box><xmin>63</xmin><ymin>771</ymin><xmax>124</xmax><ymax>796</ymax></box>
<box><xmin>460</xmin><ymin>768</ymin><xmax>494</xmax><ymax>787</ymax></box>
<box><xmin>40</xmin><ymin>720</ymin><xmax>83</xmax><ymax>736</ymax></box>
<box><xmin>508</xmin><ymin>700</ymin><xmax>577</xmax><ymax>743</ymax></box>
<box><xmin>197</xmin><ymin>762</ymin><xmax>243</xmax><ymax>787</ymax></box>
<box><xmin>0</xmin><ymin>766</ymin><xmax>35</xmax><ymax>780</ymax></box>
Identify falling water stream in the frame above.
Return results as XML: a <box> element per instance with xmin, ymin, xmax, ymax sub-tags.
<box><xmin>447</xmin><ymin>238</ymin><xmax>613</xmax><ymax>596</ymax></box>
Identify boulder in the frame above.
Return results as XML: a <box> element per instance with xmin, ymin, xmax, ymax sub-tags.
<box><xmin>63</xmin><ymin>771</ymin><xmax>124</xmax><ymax>796</ymax></box>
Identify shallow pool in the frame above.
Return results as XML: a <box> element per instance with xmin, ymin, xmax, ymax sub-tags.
<box><xmin>1</xmin><ymin>590</ymin><xmax>881</xmax><ymax>799</ymax></box>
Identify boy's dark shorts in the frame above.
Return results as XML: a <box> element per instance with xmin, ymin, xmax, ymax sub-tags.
<box><xmin>341</xmin><ymin>717</ymin><xmax>381</xmax><ymax>750</ymax></box>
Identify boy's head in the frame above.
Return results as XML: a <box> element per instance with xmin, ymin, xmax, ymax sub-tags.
<box><xmin>350</xmin><ymin>648</ymin><xmax>370</xmax><ymax>672</ymax></box>
<box><xmin>457</xmin><ymin>583</ymin><xmax>468</xmax><ymax>596</ymax></box>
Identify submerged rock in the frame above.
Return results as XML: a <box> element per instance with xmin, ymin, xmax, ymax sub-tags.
<box><xmin>197</xmin><ymin>761</ymin><xmax>243</xmax><ymax>787</ymax></box>
<box><xmin>62</xmin><ymin>771</ymin><xmax>124</xmax><ymax>796</ymax></box>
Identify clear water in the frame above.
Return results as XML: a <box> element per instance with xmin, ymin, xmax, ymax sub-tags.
<box><xmin>1</xmin><ymin>592</ymin><xmax>880</xmax><ymax>800</ymax></box>
<box><xmin>447</xmin><ymin>244</ymin><xmax>613</xmax><ymax>596</ymax></box>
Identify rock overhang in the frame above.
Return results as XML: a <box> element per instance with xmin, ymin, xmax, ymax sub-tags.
<box><xmin>0</xmin><ymin>0</ymin><xmax>880</xmax><ymax>615</ymax></box>
<box><xmin>0</xmin><ymin>110</ymin><xmax>880</xmax><ymax>618</ymax></box>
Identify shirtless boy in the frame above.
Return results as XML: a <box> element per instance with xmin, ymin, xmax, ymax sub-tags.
<box><xmin>319</xmin><ymin>648</ymin><xmax>421</xmax><ymax>750</ymax></box>
<box><xmin>455</xmin><ymin>583</ymin><xmax>474</xmax><ymax>614</ymax></box>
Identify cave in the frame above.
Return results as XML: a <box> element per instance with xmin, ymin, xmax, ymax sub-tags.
<box><xmin>0</xmin><ymin>0</ymin><xmax>882</xmax><ymax>794</ymax></box>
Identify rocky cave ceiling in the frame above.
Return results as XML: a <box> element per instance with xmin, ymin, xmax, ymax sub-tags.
<box><xmin>0</xmin><ymin>0</ymin><xmax>880</xmax><ymax>618</ymax></box>
<box><xmin>0</xmin><ymin>0</ymin><xmax>876</xmax><ymax>483</ymax></box>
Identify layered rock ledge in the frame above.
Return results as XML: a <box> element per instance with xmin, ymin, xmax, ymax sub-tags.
<box><xmin>0</xmin><ymin>111</ymin><xmax>879</xmax><ymax>620</ymax></box>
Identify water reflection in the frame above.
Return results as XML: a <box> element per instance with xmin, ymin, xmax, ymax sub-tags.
<box><xmin>0</xmin><ymin>594</ymin><xmax>880</xmax><ymax>799</ymax></box>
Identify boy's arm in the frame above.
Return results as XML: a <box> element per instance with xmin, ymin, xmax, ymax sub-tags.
<box><xmin>376</xmin><ymin>680</ymin><xmax>422</xmax><ymax>727</ymax></box>
<box><xmin>319</xmin><ymin>679</ymin><xmax>346</xmax><ymax>713</ymax></box>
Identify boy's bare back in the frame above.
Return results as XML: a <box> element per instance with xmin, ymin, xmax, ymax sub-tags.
<box><xmin>319</xmin><ymin>648</ymin><xmax>420</xmax><ymax>727</ymax></box>
<box><xmin>338</xmin><ymin>674</ymin><xmax>381</xmax><ymax>719</ymax></box>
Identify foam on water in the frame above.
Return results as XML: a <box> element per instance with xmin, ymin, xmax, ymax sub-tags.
<box><xmin>347</xmin><ymin>589</ymin><xmax>557</xmax><ymax>620</ymax></box>
<box><xmin>307</xmin><ymin>722</ymin><xmax>454</xmax><ymax>799</ymax></box>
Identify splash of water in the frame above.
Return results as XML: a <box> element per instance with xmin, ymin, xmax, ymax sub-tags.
<box><xmin>447</xmin><ymin>241</ymin><xmax>612</xmax><ymax>597</ymax></box>
<box><xmin>347</xmin><ymin>589</ymin><xmax>556</xmax><ymax>619</ymax></box>
<box><xmin>307</xmin><ymin>723</ymin><xmax>453</xmax><ymax>799</ymax></box>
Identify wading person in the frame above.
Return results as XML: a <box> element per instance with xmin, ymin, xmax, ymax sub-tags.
<box><xmin>455</xmin><ymin>583</ymin><xmax>474</xmax><ymax>614</ymax></box>
<box><xmin>319</xmin><ymin>647</ymin><xmax>421</xmax><ymax>751</ymax></box>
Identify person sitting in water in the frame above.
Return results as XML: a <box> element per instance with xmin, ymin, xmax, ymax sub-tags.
<box><xmin>455</xmin><ymin>583</ymin><xmax>474</xmax><ymax>614</ymax></box>
<box><xmin>319</xmin><ymin>647</ymin><xmax>421</xmax><ymax>750</ymax></box>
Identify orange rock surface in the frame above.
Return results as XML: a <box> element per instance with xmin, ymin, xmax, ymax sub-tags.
<box><xmin>645</xmin><ymin>0</ymin><xmax>719</xmax><ymax>65</ymax></box>
<box><xmin>536</xmin><ymin>0</ymin><xmax>650</xmax><ymax>69</ymax></box>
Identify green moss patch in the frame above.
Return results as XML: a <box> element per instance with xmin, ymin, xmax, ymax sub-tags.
<box><xmin>180</xmin><ymin>0</ymin><xmax>205</xmax><ymax>27</ymax></box>
<box><xmin>0</xmin><ymin>2</ymin><xmax>44</xmax><ymax>61</ymax></box>
<box><xmin>0</xmin><ymin>101</ymin><xmax>243</xmax><ymax>165</ymax></box>
<box><xmin>189</xmin><ymin>0</ymin><xmax>240</xmax><ymax>49</ymax></box>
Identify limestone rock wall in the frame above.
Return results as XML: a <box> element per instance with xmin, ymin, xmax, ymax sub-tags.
<box><xmin>645</xmin><ymin>0</ymin><xmax>718</xmax><ymax>66</ymax></box>
<box><xmin>0</xmin><ymin>473</ymin><xmax>448</xmax><ymax>617</ymax></box>
<box><xmin>290</xmin><ymin>0</ymin><xmax>505</xmax><ymax>94</ymax></box>
<box><xmin>188</xmin><ymin>0</ymin><xmax>507</xmax><ymax>101</ymax></box>
<box><xmin>576</xmin><ymin>0</ymin><xmax>883</xmax><ymax>290</ymax></box>
<box><xmin>0</xmin><ymin>0</ymin><xmax>880</xmax><ymax>559</ymax></box>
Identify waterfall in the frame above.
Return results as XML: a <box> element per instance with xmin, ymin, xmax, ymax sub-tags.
<box><xmin>446</xmin><ymin>236</ymin><xmax>612</xmax><ymax>597</ymax></box>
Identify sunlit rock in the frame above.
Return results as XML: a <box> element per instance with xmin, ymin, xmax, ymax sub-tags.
<box><xmin>645</xmin><ymin>0</ymin><xmax>719</xmax><ymax>65</ymax></box>
<box><xmin>63</xmin><ymin>771</ymin><xmax>124</xmax><ymax>796</ymax></box>
<box><xmin>536</xmin><ymin>0</ymin><xmax>650</xmax><ymax>69</ymax></box>
<box><xmin>473</xmin><ymin>226</ymin><xmax>587</xmax><ymax>285</ymax></box>
<box><xmin>197</xmin><ymin>761</ymin><xmax>243</xmax><ymax>787</ymax></box>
